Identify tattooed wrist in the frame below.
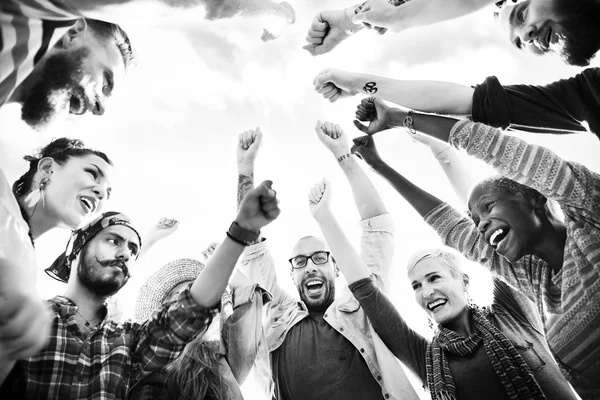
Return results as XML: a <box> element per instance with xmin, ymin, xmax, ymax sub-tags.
<box><xmin>362</xmin><ymin>82</ymin><xmax>378</xmax><ymax>94</ymax></box>
<box><xmin>337</xmin><ymin>153</ymin><xmax>353</xmax><ymax>162</ymax></box>
<box><xmin>237</xmin><ymin>173</ymin><xmax>254</xmax><ymax>209</ymax></box>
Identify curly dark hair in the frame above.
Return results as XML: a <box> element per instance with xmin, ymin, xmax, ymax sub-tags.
<box><xmin>12</xmin><ymin>137</ymin><xmax>112</xmax><ymax>198</ymax></box>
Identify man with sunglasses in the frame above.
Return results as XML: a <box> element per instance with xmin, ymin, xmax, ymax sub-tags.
<box><xmin>235</xmin><ymin>124</ymin><xmax>417</xmax><ymax>400</ymax></box>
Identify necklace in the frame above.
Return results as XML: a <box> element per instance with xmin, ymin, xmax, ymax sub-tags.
<box><xmin>76</xmin><ymin>309</ymin><xmax>101</xmax><ymax>327</ymax></box>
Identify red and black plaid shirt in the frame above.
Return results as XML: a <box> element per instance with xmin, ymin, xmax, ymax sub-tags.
<box><xmin>15</xmin><ymin>287</ymin><xmax>215</xmax><ymax>400</ymax></box>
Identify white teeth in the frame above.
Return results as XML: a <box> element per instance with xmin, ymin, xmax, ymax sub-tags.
<box><xmin>306</xmin><ymin>279</ymin><xmax>323</xmax><ymax>288</ymax></box>
<box><xmin>489</xmin><ymin>229</ymin><xmax>504</xmax><ymax>246</ymax></box>
<box><xmin>81</xmin><ymin>198</ymin><xmax>91</xmax><ymax>211</ymax></box>
<box><xmin>427</xmin><ymin>299</ymin><xmax>447</xmax><ymax>310</ymax></box>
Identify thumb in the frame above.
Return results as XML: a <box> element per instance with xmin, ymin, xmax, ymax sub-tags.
<box><xmin>302</xmin><ymin>44</ymin><xmax>321</xmax><ymax>56</ymax></box>
<box><xmin>253</xmin><ymin>127</ymin><xmax>263</xmax><ymax>146</ymax></box>
<box><xmin>353</xmin><ymin>119</ymin><xmax>369</xmax><ymax>134</ymax></box>
<box><xmin>313</xmin><ymin>71</ymin><xmax>332</xmax><ymax>90</ymax></box>
<box><xmin>352</xmin><ymin>136</ymin><xmax>369</xmax><ymax>147</ymax></box>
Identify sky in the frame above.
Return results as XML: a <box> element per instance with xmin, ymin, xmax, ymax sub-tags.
<box><xmin>1</xmin><ymin>1</ymin><xmax>600</xmax><ymax>397</ymax></box>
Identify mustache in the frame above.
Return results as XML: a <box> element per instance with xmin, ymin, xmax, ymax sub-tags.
<box><xmin>97</xmin><ymin>258</ymin><xmax>130</xmax><ymax>278</ymax></box>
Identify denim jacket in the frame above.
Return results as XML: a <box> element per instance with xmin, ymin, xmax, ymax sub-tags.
<box><xmin>238</xmin><ymin>214</ymin><xmax>419</xmax><ymax>400</ymax></box>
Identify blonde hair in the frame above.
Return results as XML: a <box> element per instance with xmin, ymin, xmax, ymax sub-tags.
<box><xmin>407</xmin><ymin>248</ymin><xmax>466</xmax><ymax>280</ymax></box>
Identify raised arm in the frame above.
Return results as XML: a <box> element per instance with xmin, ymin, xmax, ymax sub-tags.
<box><xmin>308</xmin><ymin>178</ymin><xmax>428</xmax><ymax>379</ymax></box>
<box><xmin>354</xmin><ymin>0</ymin><xmax>495</xmax><ymax>33</ymax></box>
<box><xmin>313</xmin><ymin>68</ymin><xmax>473</xmax><ymax>116</ymax></box>
<box><xmin>472</xmin><ymin>70</ymin><xmax>600</xmax><ymax>135</ymax></box>
<box><xmin>191</xmin><ymin>180</ymin><xmax>280</xmax><ymax>307</ymax></box>
<box><xmin>315</xmin><ymin>121</ymin><xmax>397</xmax><ymax>292</ymax></box>
<box><xmin>138</xmin><ymin>218</ymin><xmax>180</xmax><ymax>260</ymax></box>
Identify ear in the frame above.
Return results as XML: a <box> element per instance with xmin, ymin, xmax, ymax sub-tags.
<box><xmin>37</xmin><ymin>157</ymin><xmax>55</xmax><ymax>176</ymax></box>
<box><xmin>529</xmin><ymin>191</ymin><xmax>547</xmax><ymax>209</ymax></box>
<box><xmin>60</xmin><ymin>19</ymin><xmax>87</xmax><ymax>48</ymax></box>
<box><xmin>462</xmin><ymin>273</ymin><xmax>470</xmax><ymax>290</ymax></box>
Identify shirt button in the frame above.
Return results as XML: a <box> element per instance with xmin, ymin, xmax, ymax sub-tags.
<box><xmin>324</xmin><ymin>314</ymin><xmax>328</xmax><ymax>318</ymax></box>
<box><xmin>360</xmin><ymin>348</ymin><xmax>365</xmax><ymax>353</ymax></box>
<box><xmin>339</xmin><ymin>327</ymin><xmax>344</xmax><ymax>331</ymax></box>
<box><xmin>385</xmin><ymin>394</ymin><xmax>389</xmax><ymax>399</ymax></box>
<box><xmin>377</xmin><ymin>376</ymin><xmax>382</xmax><ymax>381</ymax></box>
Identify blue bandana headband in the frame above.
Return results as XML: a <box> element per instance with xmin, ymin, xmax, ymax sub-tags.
<box><xmin>45</xmin><ymin>211</ymin><xmax>142</xmax><ymax>283</ymax></box>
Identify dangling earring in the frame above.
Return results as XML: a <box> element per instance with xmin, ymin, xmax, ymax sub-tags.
<box><xmin>428</xmin><ymin>317</ymin><xmax>434</xmax><ymax>330</ymax></box>
<box><xmin>24</xmin><ymin>176</ymin><xmax>49</xmax><ymax>208</ymax></box>
<box><xmin>466</xmin><ymin>292</ymin><xmax>477</xmax><ymax>310</ymax></box>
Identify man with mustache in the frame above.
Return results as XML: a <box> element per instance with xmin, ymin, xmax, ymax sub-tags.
<box><xmin>1</xmin><ymin>0</ymin><xmax>294</xmax><ymax>130</ymax></box>
<box><xmin>0</xmin><ymin>182</ymin><xmax>281</xmax><ymax>398</ymax></box>
<box><xmin>235</xmin><ymin>125</ymin><xmax>418</xmax><ymax>399</ymax></box>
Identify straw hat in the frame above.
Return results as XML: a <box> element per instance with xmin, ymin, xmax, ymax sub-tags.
<box><xmin>134</xmin><ymin>258</ymin><xmax>205</xmax><ymax>322</ymax></box>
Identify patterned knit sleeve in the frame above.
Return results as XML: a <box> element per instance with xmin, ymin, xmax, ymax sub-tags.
<box><xmin>449</xmin><ymin>120</ymin><xmax>600</xmax><ymax>226</ymax></box>
<box><xmin>133</xmin><ymin>285</ymin><xmax>218</xmax><ymax>378</ymax></box>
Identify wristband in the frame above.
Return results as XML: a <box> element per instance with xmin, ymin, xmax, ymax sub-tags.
<box><xmin>227</xmin><ymin>221</ymin><xmax>260</xmax><ymax>246</ymax></box>
<box><xmin>337</xmin><ymin>153</ymin><xmax>352</xmax><ymax>162</ymax></box>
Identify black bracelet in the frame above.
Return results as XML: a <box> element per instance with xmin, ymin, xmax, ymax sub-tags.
<box><xmin>226</xmin><ymin>231</ymin><xmax>248</xmax><ymax>246</ymax></box>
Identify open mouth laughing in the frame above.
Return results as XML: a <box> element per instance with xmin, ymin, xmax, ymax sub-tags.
<box><xmin>427</xmin><ymin>298</ymin><xmax>447</xmax><ymax>313</ymax></box>
<box><xmin>79</xmin><ymin>195</ymin><xmax>98</xmax><ymax>215</ymax></box>
<box><xmin>305</xmin><ymin>278</ymin><xmax>324</xmax><ymax>296</ymax></box>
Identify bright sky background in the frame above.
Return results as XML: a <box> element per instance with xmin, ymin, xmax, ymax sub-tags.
<box><xmin>1</xmin><ymin>1</ymin><xmax>600</xmax><ymax>397</ymax></box>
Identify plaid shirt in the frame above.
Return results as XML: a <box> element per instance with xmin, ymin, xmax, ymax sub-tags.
<box><xmin>15</xmin><ymin>286</ymin><xmax>216</xmax><ymax>400</ymax></box>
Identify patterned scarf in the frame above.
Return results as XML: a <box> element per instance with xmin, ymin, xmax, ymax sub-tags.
<box><xmin>425</xmin><ymin>307</ymin><xmax>546</xmax><ymax>400</ymax></box>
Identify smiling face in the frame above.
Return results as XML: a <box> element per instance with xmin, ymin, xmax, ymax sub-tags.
<box><xmin>43</xmin><ymin>154</ymin><xmax>112</xmax><ymax>230</ymax></box>
<box><xmin>76</xmin><ymin>225</ymin><xmax>140</xmax><ymax>296</ymax></box>
<box><xmin>290</xmin><ymin>237</ymin><xmax>336</xmax><ymax>312</ymax></box>
<box><xmin>20</xmin><ymin>20</ymin><xmax>126</xmax><ymax>130</ymax></box>
<box><xmin>497</xmin><ymin>0</ymin><xmax>600</xmax><ymax>66</ymax></box>
<box><xmin>409</xmin><ymin>258</ymin><xmax>469</xmax><ymax>329</ymax></box>
<box><xmin>468</xmin><ymin>185</ymin><xmax>543</xmax><ymax>262</ymax></box>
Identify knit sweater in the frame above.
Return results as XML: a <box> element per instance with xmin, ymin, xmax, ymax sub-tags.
<box><xmin>424</xmin><ymin>120</ymin><xmax>600</xmax><ymax>399</ymax></box>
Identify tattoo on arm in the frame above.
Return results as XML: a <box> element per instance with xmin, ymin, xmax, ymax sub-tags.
<box><xmin>363</xmin><ymin>82</ymin><xmax>378</xmax><ymax>94</ymax></box>
<box><xmin>237</xmin><ymin>173</ymin><xmax>254</xmax><ymax>210</ymax></box>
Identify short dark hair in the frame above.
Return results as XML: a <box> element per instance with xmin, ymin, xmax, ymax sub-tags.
<box><xmin>471</xmin><ymin>175</ymin><xmax>543</xmax><ymax>202</ymax></box>
<box><xmin>554</xmin><ymin>0</ymin><xmax>600</xmax><ymax>66</ymax></box>
<box><xmin>85</xmin><ymin>18</ymin><xmax>136</xmax><ymax>70</ymax></box>
<box><xmin>13</xmin><ymin>138</ymin><xmax>112</xmax><ymax>197</ymax></box>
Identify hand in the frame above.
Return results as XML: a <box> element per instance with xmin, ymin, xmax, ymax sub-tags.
<box><xmin>313</xmin><ymin>68</ymin><xmax>360</xmax><ymax>103</ymax></box>
<box><xmin>0</xmin><ymin>292</ymin><xmax>51</xmax><ymax>360</ymax></box>
<box><xmin>353</xmin><ymin>0</ymin><xmax>406</xmax><ymax>32</ymax></box>
<box><xmin>236</xmin><ymin>180</ymin><xmax>281</xmax><ymax>232</ymax></box>
<box><xmin>308</xmin><ymin>178</ymin><xmax>332</xmax><ymax>220</ymax></box>
<box><xmin>351</xmin><ymin>135</ymin><xmax>385</xmax><ymax>169</ymax></box>
<box><xmin>144</xmin><ymin>217</ymin><xmax>179</xmax><ymax>244</ymax></box>
<box><xmin>303</xmin><ymin>8</ymin><xmax>359</xmax><ymax>56</ymax></box>
<box><xmin>315</xmin><ymin>120</ymin><xmax>350</xmax><ymax>157</ymax></box>
<box><xmin>237</xmin><ymin>127</ymin><xmax>263</xmax><ymax>167</ymax></box>
<box><xmin>353</xmin><ymin>97</ymin><xmax>393</xmax><ymax>135</ymax></box>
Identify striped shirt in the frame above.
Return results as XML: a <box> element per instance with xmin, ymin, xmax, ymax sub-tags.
<box><xmin>16</xmin><ymin>287</ymin><xmax>216</xmax><ymax>400</ymax></box>
<box><xmin>0</xmin><ymin>0</ymin><xmax>78</xmax><ymax>105</ymax></box>
<box><xmin>425</xmin><ymin>120</ymin><xmax>600</xmax><ymax>399</ymax></box>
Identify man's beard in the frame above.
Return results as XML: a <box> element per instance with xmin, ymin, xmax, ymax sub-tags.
<box><xmin>553</xmin><ymin>0</ymin><xmax>600</xmax><ymax>66</ymax></box>
<box><xmin>77</xmin><ymin>247</ymin><xmax>129</xmax><ymax>297</ymax></box>
<box><xmin>297</xmin><ymin>278</ymin><xmax>336</xmax><ymax>313</ymax></box>
<box><xmin>21</xmin><ymin>47</ymin><xmax>91</xmax><ymax>130</ymax></box>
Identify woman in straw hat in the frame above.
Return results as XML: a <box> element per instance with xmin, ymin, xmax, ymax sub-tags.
<box><xmin>307</xmin><ymin>178</ymin><xmax>580</xmax><ymax>400</ymax></box>
<box><xmin>129</xmin><ymin>255</ymin><xmax>272</xmax><ymax>400</ymax></box>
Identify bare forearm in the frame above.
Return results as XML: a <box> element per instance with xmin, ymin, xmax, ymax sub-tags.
<box><xmin>315</xmin><ymin>211</ymin><xmax>371</xmax><ymax>284</ymax></box>
<box><xmin>237</xmin><ymin>168</ymin><xmax>254</xmax><ymax>211</ymax></box>
<box><xmin>387</xmin><ymin>108</ymin><xmax>460</xmax><ymax>142</ymax></box>
<box><xmin>372</xmin><ymin>161</ymin><xmax>443</xmax><ymax>217</ymax></box>
<box><xmin>425</xmin><ymin>144</ymin><xmax>476</xmax><ymax>205</ymax></box>
<box><xmin>190</xmin><ymin>236</ymin><xmax>244</xmax><ymax>308</ymax></box>
<box><xmin>355</xmin><ymin>75</ymin><xmax>473</xmax><ymax>115</ymax></box>
<box><xmin>396</xmin><ymin>0</ymin><xmax>494</xmax><ymax>31</ymax></box>
<box><xmin>338</xmin><ymin>156</ymin><xmax>387</xmax><ymax>220</ymax></box>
